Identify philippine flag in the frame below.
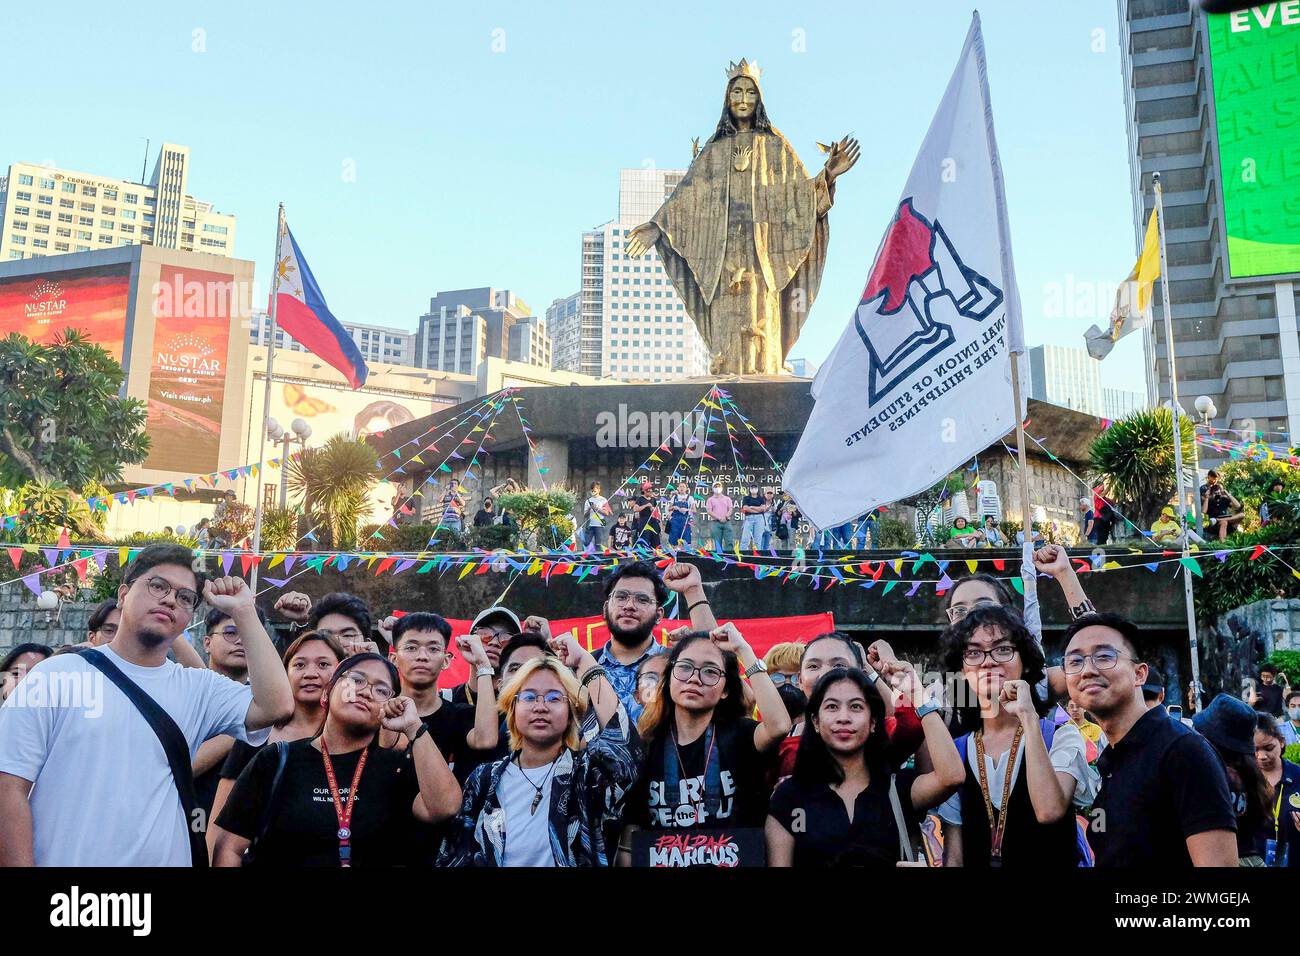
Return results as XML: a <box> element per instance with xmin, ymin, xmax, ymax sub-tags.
<box><xmin>273</xmin><ymin>222</ymin><xmax>369</xmax><ymax>389</ymax></box>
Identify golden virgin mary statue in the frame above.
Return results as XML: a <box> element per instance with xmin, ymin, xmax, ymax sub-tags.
<box><xmin>625</xmin><ymin>59</ymin><xmax>859</xmax><ymax>375</ymax></box>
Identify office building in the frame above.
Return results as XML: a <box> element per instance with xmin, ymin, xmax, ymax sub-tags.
<box><xmin>415</xmin><ymin>287</ymin><xmax>548</xmax><ymax>376</ymax></box>
<box><xmin>580</xmin><ymin>169</ymin><xmax>712</xmax><ymax>383</ymax></box>
<box><xmin>547</xmin><ymin>292</ymin><xmax>584</xmax><ymax>373</ymax></box>
<box><xmin>1103</xmin><ymin>386</ymin><xmax>1146</xmax><ymax>420</ymax></box>
<box><xmin>788</xmin><ymin>357</ymin><xmax>819</xmax><ymax>379</ymax></box>
<box><xmin>251</xmin><ymin>312</ymin><xmax>416</xmax><ymax>366</ymax></box>
<box><xmin>1028</xmin><ymin>344</ymin><xmax>1105</xmax><ymax>416</ymax></box>
<box><xmin>0</xmin><ymin>142</ymin><xmax>235</xmax><ymax>263</ymax></box>
<box><xmin>1118</xmin><ymin>0</ymin><xmax>1300</xmax><ymax>447</ymax></box>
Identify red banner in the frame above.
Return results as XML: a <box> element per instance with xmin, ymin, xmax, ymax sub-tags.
<box><xmin>390</xmin><ymin>612</ymin><xmax>835</xmax><ymax>689</ymax></box>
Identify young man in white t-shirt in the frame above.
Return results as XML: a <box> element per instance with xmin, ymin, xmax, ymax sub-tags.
<box><xmin>0</xmin><ymin>544</ymin><xmax>294</xmax><ymax>866</ymax></box>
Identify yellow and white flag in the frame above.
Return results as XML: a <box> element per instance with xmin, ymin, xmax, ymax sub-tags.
<box><xmin>1086</xmin><ymin>208</ymin><xmax>1160</xmax><ymax>360</ymax></box>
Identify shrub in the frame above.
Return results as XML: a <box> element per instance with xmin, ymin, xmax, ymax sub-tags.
<box><xmin>1265</xmin><ymin>650</ymin><xmax>1300</xmax><ymax>686</ymax></box>
<box><xmin>872</xmin><ymin>516</ymin><xmax>915</xmax><ymax>549</ymax></box>
<box><xmin>496</xmin><ymin>487</ymin><xmax>578</xmax><ymax>549</ymax></box>
<box><xmin>260</xmin><ymin>507</ymin><xmax>298</xmax><ymax>552</ymax></box>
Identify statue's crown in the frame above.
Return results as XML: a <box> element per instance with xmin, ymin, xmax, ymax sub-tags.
<box><xmin>725</xmin><ymin>58</ymin><xmax>762</xmax><ymax>86</ymax></box>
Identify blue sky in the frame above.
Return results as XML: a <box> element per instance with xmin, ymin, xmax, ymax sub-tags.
<box><xmin>3</xmin><ymin>0</ymin><xmax>1147</xmax><ymax>389</ymax></box>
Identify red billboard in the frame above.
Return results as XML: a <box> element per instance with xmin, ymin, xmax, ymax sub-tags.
<box><xmin>0</xmin><ymin>263</ymin><xmax>131</xmax><ymax>359</ymax></box>
<box><xmin>143</xmin><ymin>265</ymin><xmax>233</xmax><ymax>473</ymax></box>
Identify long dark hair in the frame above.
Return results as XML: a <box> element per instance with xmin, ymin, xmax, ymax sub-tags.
<box><xmin>939</xmin><ymin>604</ymin><xmax>1047</xmax><ymax>736</ymax></box>
<box><xmin>1215</xmin><ymin>738</ymin><xmax>1273</xmax><ymax>835</ymax></box>
<box><xmin>636</xmin><ymin>634</ymin><xmax>743</xmax><ymax>741</ymax></box>
<box><xmin>709</xmin><ymin>76</ymin><xmax>775</xmax><ymax>143</ymax></box>
<box><xmin>793</xmin><ymin>668</ymin><xmax>888</xmax><ymax>785</ymax></box>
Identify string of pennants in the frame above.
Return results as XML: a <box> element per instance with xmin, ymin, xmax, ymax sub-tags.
<box><xmin>1196</xmin><ymin>432</ymin><xmax>1300</xmax><ymax>467</ymax></box>
<box><xmin>6</xmin><ymin>536</ymin><xmax>1300</xmax><ymax>600</ymax></box>
<box><xmin>0</xmin><ymin>453</ymin><xmax>302</xmax><ymax>531</ymax></box>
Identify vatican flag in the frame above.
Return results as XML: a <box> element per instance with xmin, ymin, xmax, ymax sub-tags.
<box><xmin>1085</xmin><ymin>208</ymin><xmax>1160</xmax><ymax>360</ymax></box>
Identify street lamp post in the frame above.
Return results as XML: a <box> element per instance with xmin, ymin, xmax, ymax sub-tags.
<box><xmin>265</xmin><ymin>416</ymin><xmax>312</xmax><ymax>509</ymax></box>
<box><xmin>1193</xmin><ymin>395</ymin><xmax>1217</xmax><ymax>532</ymax></box>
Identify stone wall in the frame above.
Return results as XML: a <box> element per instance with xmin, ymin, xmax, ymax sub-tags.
<box><xmin>0</xmin><ymin>588</ymin><xmax>98</xmax><ymax>651</ymax></box>
<box><xmin>1198</xmin><ymin>599</ymin><xmax>1300</xmax><ymax>700</ymax></box>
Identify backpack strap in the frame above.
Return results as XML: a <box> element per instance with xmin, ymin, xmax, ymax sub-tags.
<box><xmin>81</xmin><ymin>649</ymin><xmax>209</xmax><ymax>868</ymax></box>
<box><xmin>888</xmin><ymin>774</ymin><xmax>916</xmax><ymax>863</ymax></box>
<box><xmin>251</xmin><ymin>741</ymin><xmax>291</xmax><ymax>855</ymax></box>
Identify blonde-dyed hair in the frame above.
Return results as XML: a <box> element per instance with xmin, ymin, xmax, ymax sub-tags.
<box><xmin>764</xmin><ymin>641</ymin><xmax>804</xmax><ymax>674</ymax></box>
<box><xmin>498</xmin><ymin>655</ymin><xmax>587</xmax><ymax>752</ymax></box>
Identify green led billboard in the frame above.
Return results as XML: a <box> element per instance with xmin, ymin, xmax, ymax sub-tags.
<box><xmin>1207</xmin><ymin>4</ymin><xmax>1300</xmax><ymax>280</ymax></box>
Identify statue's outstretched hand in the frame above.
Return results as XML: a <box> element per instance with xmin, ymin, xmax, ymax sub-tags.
<box><xmin>625</xmin><ymin>222</ymin><xmax>660</xmax><ymax>259</ymax></box>
<box><xmin>825</xmin><ymin>136</ymin><xmax>861</xmax><ymax>180</ymax></box>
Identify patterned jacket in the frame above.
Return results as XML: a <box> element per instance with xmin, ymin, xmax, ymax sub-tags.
<box><xmin>436</xmin><ymin>706</ymin><xmax>641</xmax><ymax>867</ymax></box>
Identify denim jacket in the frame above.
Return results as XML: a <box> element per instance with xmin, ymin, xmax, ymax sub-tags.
<box><xmin>436</xmin><ymin>706</ymin><xmax>641</xmax><ymax>867</ymax></box>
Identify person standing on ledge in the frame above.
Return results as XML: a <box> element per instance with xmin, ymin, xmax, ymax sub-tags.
<box><xmin>625</xmin><ymin>59</ymin><xmax>859</xmax><ymax>375</ymax></box>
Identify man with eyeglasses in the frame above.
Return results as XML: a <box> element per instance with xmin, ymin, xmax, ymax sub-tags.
<box><xmin>0</xmin><ymin>544</ymin><xmax>293</xmax><ymax>866</ymax></box>
<box><xmin>439</xmin><ymin>606</ymin><xmax>522</xmax><ymax>706</ymax></box>
<box><xmin>1062</xmin><ymin>612</ymin><xmax>1237</xmax><ymax>867</ymax></box>
<box><xmin>85</xmin><ymin>599</ymin><xmax>120</xmax><ymax>647</ymax></box>
<box><xmin>592</xmin><ymin>560</ymin><xmax>719</xmax><ymax>723</ymax></box>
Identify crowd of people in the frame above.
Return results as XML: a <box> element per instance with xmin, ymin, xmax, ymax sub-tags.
<box><xmin>0</xmin><ymin>541</ymin><xmax>1297</xmax><ymax>869</ymax></box>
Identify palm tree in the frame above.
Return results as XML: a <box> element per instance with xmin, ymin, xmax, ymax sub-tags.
<box><xmin>1089</xmin><ymin>407</ymin><xmax>1195</xmax><ymax>531</ymax></box>
<box><xmin>285</xmin><ymin>434</ymin><xmax>379</xmax><ymax>549</ymax></box>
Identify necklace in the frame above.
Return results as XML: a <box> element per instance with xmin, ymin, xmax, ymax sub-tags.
<box><xmin>514</xmin><ymin>754</ymin><xmax>558</xmax><ymax>815</ymax></box>
<box><xmin>320</xmin><ymin>738</ymin><xmax>370</xmax><ymax>867</ymax></box>
<box><xmin>974</xmin><ymin>723</ymin><xmax>1024</xmax><ymax>868</ymax></box>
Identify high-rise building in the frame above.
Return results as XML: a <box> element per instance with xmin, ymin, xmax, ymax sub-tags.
<box><xmin>1103</xmin><ymin>386</ymin><xmax>1146</xmax><ymax>420</ymax></box>
<box><xmin>547</xmin><ymin>292</ymin><xmax>583</xmax><ymax>373</ymax></box>
<box><xmin>415</xmin><ymin>287</ymin><xmax>547</xmax><ymax>376</ymax></box>
<box><xmin>1028</xmin><ymin>344</ymin><xmax>1105</xmax><ymax>416</ymax></box>
<box><xmin>788</xmin><ymin>358</ymin><xmax>819</xmax><ymax>379</ymax></box>
<box><xmin>250</xmin><ymin>312</ymin><xmax>416</xmax><ymax>366</ymax></box>
<box><xmin>0</xmin><ymin>142</ymin><xmax>235</xmax><ymax>263</ymax></box>
<box><xmin>1118</xmin><ymin>0</ymin><xmax>1300</xmax><ymax>447</ymax></box>
<box><xmin>580</xmin><ymin>169</ymin><xmax>712</xmax><ymax>383</ymax></box>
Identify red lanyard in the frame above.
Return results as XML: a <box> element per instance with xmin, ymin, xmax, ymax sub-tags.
<box><xmin>320</xmin><ymin>739</ymin><xmax>370</xmax><ymax>867</ymax></box>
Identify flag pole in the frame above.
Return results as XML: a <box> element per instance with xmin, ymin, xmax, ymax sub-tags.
<box><xmin>1009</xmin><ymin>350</ymin><xmax>1039</xmax><ymax>614</ymax></box>
<box><xmin>249</xmin><ymin>203</ymin><xmax>285</xmax><ymax>591</ymax></box>
<box><xmin>1152</xmin><ymin>172</ymin><xmax>1203</xmax><ymax>712</ymax></box>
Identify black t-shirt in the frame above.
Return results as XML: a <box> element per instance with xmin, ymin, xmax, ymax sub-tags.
<box><xmin>404</xmin><ymin>702</ymin><xmax>475</xmax><ymax>866</ymax></box>
<box><xmin>768</xmin><ymin>770</ymin><xmax>919</xmax><ymax>867</ymax></box>
<box><xmin>626</xmin><ymin>718</ymin><xmax>773</xmax><ymax>829</ymax></box>
<box><xmin>1092</xmin><ymin>707</ymin><xmax>1237</xmax><ymax>867</ymax></box>
<box><xmin>216</xmin><ymin>739</ymin><xmax>419</xmax><ymax>867</ymax></box>
<box><xmin>741</xmin><ymin>495</ymin><xmax>765</xmax><ymax>514</ymax></box>
<box><xmin>633</xmin><ymin>494</ymin><xmax>660</xmax><ymax>525</ymax></box>
<box><xmin>1255</xmin><ymin>683</ymin><xmax>1285</xmax><ymax>718</ymax></box>
<box><xmin>221</xmin><ymin>739</ymin><xmax>265</xmax><ymax>781</ymax></box>
<box><xmin>195</xmin><ymin>764</ymin><xmax>222</xmax><ymax>817</ymax></box>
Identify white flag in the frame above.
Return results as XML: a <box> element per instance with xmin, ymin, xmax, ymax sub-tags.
<box><xmin>785</xmin><ymin>13</ymin><xmax>1025</xmax><ymax>529</ymax></box>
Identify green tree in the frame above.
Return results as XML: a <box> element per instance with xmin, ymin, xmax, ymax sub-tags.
<box><xmin>285</xmin><ymin>434</ymin><xmax>378</xmax><ymax>550</ymax></box>
<box><xmin>0</xmin><ymin>479</ymin><xmax>109</xmax><ymax>543</ymax></box>
<box><xmin>496</xmin><ymin>487</ymin><xmax>577</xmax><ymax>549</ymax></box>
<box><xmin>1089</xmin><ymin>407</ymin><xmax>1195</xmax><ymax>530</ymax></box>
<box><xmin>0</xmin><ymin>330</ymin><xmax>149</xmax><ymax>488</ymax></box>
<box><xmin>1217</xmin><ymin>458</ymin><xmax>1300</xmax><ymax>533</ymax></box>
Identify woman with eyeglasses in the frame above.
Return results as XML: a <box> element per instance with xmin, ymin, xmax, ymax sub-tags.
<box><xmin>213</xmin><ymin>653</ymin><xmax>462</xmax><ymax>866</ymax></box>
<box><xmin>205</xmin><ymin>631</ymin><xmax>345</xmax><ymax>858</ymax></box>
<box><xmin>935</xmin><ymin>605</ymin><xmax>1099</xmax><ymax>867</ymax></box>
<box><xmin>438</xmin><ymin>636</ymin><xmax>639</xmax><ymax>867</ymax></box>
<box><xmin>618</xmin><ymin>624</ymin><xmax>791</xmax><ymax>860</ymax></box>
